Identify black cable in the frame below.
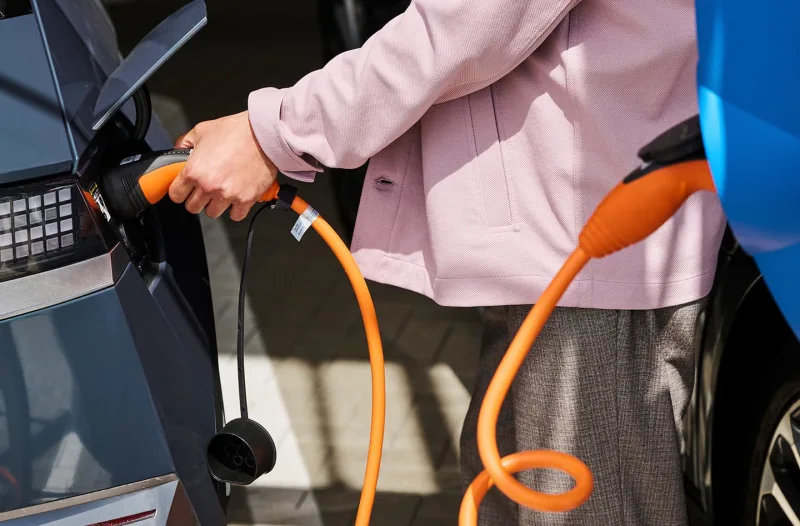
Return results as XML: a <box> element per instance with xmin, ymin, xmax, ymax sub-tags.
<box><xmin>236</xmin><ymin>204</ymin><xmax>271</xmax><ymax>420</ymax></box>
<box><xmin>131</xmin><ymin>84</ymin><xmax>152</xmax><ymax>142</ymax></box>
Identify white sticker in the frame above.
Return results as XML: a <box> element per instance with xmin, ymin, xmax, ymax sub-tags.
<box><xmin>119</xmin><ymin>154</ymin><xmax>142</xmax><ymax>166</ymax></box>
<box><xmin>90</xmin><ymin>185</ymin><xmax>111</xmax><ymax>223</ymax></box>
<box><xmin>290</xmin><ymin>206</ymin><xmax>319</xmax><ymax>241</ymax></box>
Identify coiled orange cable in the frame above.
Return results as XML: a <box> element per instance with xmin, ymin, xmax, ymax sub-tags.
<box><xmin>458</xmin><ymin>160</ymin><xmax>716</xmax><ymax>524</ymax></box>
<box><xmin>460</xmin><ymin>248</ymin><xmax>594</xmax><ymax>523</ymax></box>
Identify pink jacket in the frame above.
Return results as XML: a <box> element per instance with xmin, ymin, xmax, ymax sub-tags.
<box><xmin>248</xmin><ymin>0</ymin><xmax>726</xmax><ymax>309</ymax></box>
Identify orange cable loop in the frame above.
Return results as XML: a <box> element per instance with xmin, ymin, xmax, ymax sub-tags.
<box><xmin>460</xmin><ymin>249</ymin><xmax>594</xmax><ymax>524</ymax></box>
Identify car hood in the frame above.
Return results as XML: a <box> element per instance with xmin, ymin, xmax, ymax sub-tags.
<box><xmin>0</xmin><ymin>0</ymin><xmax>205</xmax><ymax>185</ymax></box>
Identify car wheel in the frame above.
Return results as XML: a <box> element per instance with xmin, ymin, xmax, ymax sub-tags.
<box><xmin>752</xmin><ymin>393</ymin><xmax>800</xmax><ymax>525</ymax></box>
<box><xmin>713</xmin><ymin>335</ymin><xmax>800</xmax><ymax>525</ymax></box>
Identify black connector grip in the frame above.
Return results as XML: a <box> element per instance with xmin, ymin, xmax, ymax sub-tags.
<box><xmin>100</xmin><ymin>149</ymin><xmax>191</xmax><ymax>221</ymax></box>
<box><xmin>273</xmin><ymin>184</ymin><xmax>297</xmax><ymax>211</ymax></box>
<box><xmin>638</xmin><ymin>114</ymin><xmax>705</xmax><ymax>165</ymax></box>
<box><xmin>624</xmin><ymin>115</ymin><xmax>706</xmax><ymax>184</ymax></box>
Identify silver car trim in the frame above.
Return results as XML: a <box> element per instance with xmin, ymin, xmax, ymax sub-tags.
<box><xmin>0</xmin><ymin>254</ymin><xmax>114</xmax><ymax>322</ymax></box>
<box><xmin>0</xmin><ymin>474</ymin><xmax>178</xmax><ymax>521</ymax></box>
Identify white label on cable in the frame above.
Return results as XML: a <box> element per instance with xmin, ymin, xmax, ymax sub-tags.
<box><xmin>119</xmin><ymin>154</ymin><xmax>142</xmax><ymax>165</ymax></box>
<box><xmin>291</xmin><ymin>206</ymin><xmax>319</xmax><ymax>241</ymax></box>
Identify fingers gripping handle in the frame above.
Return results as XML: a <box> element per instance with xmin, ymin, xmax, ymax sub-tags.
<box><xmin>139</xmin><ymin>162</ymin><xmax>186</xmax><ymax>204</ymax></box>
<box><xmin>100</xmin><ymin>150</ymin><xmax>194</xmax><ymax>220</ymax></box>
<box><xmin>129</xmin><ymin>151</ymin><xmax>280</xmax><ymax>209</ymax></box>
<box><xmin>102</xmin><ymin>149</ymin><xmax>281</xmax><ymax>220</ymax></box>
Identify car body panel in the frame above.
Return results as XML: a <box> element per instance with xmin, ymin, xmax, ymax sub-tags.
<box><xmin>91</xmin><ymin>0</ymin><xmax>206</xmax><ymax>131</ymax></box>
<box><xmin>683</xmin><ymin>237</ymin><xmax>758</xmax><ymax>510</ymax></box>
<box><xmin>696</xmin><ymin>0</ymin><xmax>800</xmax><ymax>340</ymax></box>
<box><xmin>1</xmin><ymin>0</ymin><xmax>198</xmax><ymax>185</ymax></box>
<box><xmin>0</xmin><ymin>1</ymin><xmax>223</xmax><ymax>523</ymax></box>
<box><xmin>115</xmin><ymin>263</ymin><xmax>226</xmax><ymax>526</ymax></box>
<box><xmin>51</xmin><ymin>0</ymin><xmax>122</xmax><ymax>78</ymax></box>
<box><xmin>0</xmin><ymin>265</ymin><xmax>174</xmax><ymax>513</ymax></box>
<box><xmin>681</xmin><ymin>233</ymin><xmax>789</xmax><ymax>523</ymax></box>
<box><xmin>0</xmin><ymin>260</ymin><xmax>225</xmax><ymax>524</ymax></box>
<box><xmin>0</xmin><ymin>12</ymin><xmax>74</xmax><ymax>184</ymax></box>
<box><xmin>32</xmin><ymin>0</ymin><xmax>113</xmax><ymax>166</ymax></box>
<box><xmin>1</xmin><ymin>474</ymin><xmax>193</xmax><ymax>525</ymax></box>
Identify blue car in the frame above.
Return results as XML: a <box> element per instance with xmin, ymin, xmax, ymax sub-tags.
<box><xmin>0</xmin><ymin>1</ymin><xmax>228</xmax><ymax>524</ymax></box>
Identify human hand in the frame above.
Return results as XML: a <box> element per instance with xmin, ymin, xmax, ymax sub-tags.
<box><xmin>169</xmin><ymin>111</ymin><xmax>278</xmax><ymax>221</ymax></box>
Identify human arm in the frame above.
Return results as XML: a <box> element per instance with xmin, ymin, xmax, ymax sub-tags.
<box><xmin>250</xmin><ymin>0</ymin><xmax>581</xmax><ymax>179</ymax></box>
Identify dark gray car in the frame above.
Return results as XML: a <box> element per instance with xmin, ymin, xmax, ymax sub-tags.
<box><xmin>0</xmin><ymin>1</ymin><xmax>226</xmax><ymax>523</ymax></box>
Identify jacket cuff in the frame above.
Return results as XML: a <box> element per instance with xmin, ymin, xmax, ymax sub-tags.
<box><xmin>248</xmin><ymin>87</ymin><xmax>322</xmax><ymax>183</ymax></box>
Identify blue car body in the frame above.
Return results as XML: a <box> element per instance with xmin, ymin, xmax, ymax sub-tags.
<box><xmin>696</xmin><ymin>0</ymin><xmax>800</xmax><ymax>341</ymax></box>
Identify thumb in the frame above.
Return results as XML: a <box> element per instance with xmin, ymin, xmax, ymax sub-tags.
<box><xmin>169</xmin><ymin>162</ymin><xmax>195</xmax><ymax>204</ymax></box>
<box><xmin>175</xmin><ymin>127</ymin><xmax>197</xmax><ymax>149</ymax></box>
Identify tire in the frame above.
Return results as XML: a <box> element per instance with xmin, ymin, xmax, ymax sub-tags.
<box><xmin>713</xmin><ymin>337</ymin><xmax>800</xmax><ymax>525</ymax></box>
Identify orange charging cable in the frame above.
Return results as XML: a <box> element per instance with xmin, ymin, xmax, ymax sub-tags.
<box><xmin>258</xmin><ymin>185</ymin><xmax>387</xmax><ymax>526</ymax></box>
<box><xmin>288</xmin><ymin>194</ymin><xmax>386</xmax><ymax>526</ymax></box>
<box><xmin>459</xmin><ymin>159</ymin><xmax>716</xmax><ymax>523</ymax></box>
<box><xmin>136</xmin><ymin>158</ymin><xmax>714</xmax><ymax>525</ymax></box>
<box><xmin>136</xmin><ymin>171</ymin><xmax>385</xmax><ymax>526</ymax></box>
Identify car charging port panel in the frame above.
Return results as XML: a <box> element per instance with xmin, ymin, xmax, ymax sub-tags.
<box><xmin>75</xmin><ymin>116</ymin><xmax>163</xmax><ymax>277</ymax></box>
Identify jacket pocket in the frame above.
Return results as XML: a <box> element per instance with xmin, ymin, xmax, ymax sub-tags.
<box><xmin>467</xmin><ymin>85</ymin><xmax>513</xmax><ymax>228</ymax></box>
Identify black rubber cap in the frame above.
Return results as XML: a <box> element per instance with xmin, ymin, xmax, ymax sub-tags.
<box><xmin>207</xmin><ymin>418</ymin><xmax>277</xmax><ymax>486</ymax></box>
<box><xmin>637</xmin><ymin>114</ymin><xmax>704</xmax><ymax>165</ymax></box>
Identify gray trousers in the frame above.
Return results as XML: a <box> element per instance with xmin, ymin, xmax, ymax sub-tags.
<box><xmin>460</xmin><ymin>302</ymin><xmax>703</xmax><ymax>525</ymax></box>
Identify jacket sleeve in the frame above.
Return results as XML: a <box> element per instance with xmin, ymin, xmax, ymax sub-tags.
<box><xmin>248</xmin><ymin>0</ymin><xmax>580</xmax><ymax>180</ymax></box>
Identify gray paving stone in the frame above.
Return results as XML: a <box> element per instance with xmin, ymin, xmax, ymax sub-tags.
<box><xmin>416</xmin><ymin>492</ymin><xmax>466</xmax><ymax>519</ymax></box>
<box><xmin>392</xmin><ymin>316</ymin><xmax>454</xmax><ymax>365</ymax></box>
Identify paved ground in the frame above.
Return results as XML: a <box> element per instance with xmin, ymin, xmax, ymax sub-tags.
<box><xmin>106</xmin><ymin>1</ymin><xmax>483</xmax><ymax>524</ymax></box>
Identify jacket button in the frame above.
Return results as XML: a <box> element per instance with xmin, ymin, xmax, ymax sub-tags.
<box><xmin>375</xmin><ymin>177</ymin><xmax>395</xmax><ymax>190</ymax></box>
